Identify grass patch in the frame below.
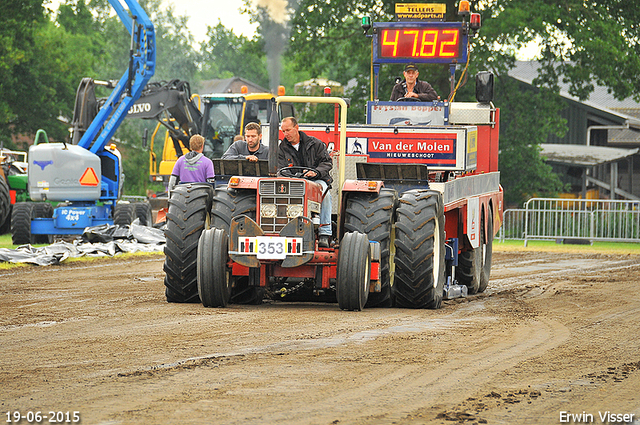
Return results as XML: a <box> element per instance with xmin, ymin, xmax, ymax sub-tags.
<box><xmin>495</xmin><ymin>239</ymin><xmax>640</xmax><ymax>255</ymax></box>
<box><xmin>0</xmin><ymin>233</ymin><xmax>36</xmax><ymax>249</ymax></box>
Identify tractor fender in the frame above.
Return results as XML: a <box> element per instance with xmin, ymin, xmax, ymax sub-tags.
<box><xmin>341</xmin><ymin>179</ymin><xmax>383</xmax><ymax>193</ymax></box>
<box><xmin>228</xmin><ymin>176</ymin><xmax>261</xmax><ymax>190</ymax></box>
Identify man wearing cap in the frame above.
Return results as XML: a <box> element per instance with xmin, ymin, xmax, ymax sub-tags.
<box><xmin>390</xmin><ymin>63</ymin><xmax>439</xmax><ymax>102</ymax></box>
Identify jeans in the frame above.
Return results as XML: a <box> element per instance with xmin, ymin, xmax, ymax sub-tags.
<box><xmin>316</xmin><ymin>180</ymin><xmax>332</xmax><ymax>236</ymax></box>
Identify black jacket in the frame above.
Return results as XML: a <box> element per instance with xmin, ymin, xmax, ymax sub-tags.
<box><xmin>278</xmin><ymin>131</ymin><xmax>333</xmax><ymax>184</ymax></box>
<box><xmin>390</xmin><ymin>79</ymin><xmax>438</xmax><ymax>101</ymax></box>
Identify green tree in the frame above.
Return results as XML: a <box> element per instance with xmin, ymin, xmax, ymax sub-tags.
<box><xmin>199</xmin><ymin>22</ymin><xmax>269</xmax><ymax>89</ymax></box>
<box><xmin>495</xmin><ymin>77</ymin><xmax>567</xmax><ymax>205</ymax></box>
<box><xmin>0</xmin><ymin>0</ymin><xmax>81</xmax><ymax>143</ymax></box>
<box><xmin>476</xmin><ymin>0</ymin><xmax>640</xmax><ymax>102</ymax></box>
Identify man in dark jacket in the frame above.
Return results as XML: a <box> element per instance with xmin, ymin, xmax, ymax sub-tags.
<box><xmin>390</xmin><ymin>63</ymin><xmax>438</xmax><ymax>101</ymax></box>
<box><xmin>279</xmin><ymin>116</ymin><xmax>333</xmax><ymax>247</ymax></box>
<box><xmin>222</xmin><ymin>122</ymin><xmax>268</xmax><ymax>162</ymax></box>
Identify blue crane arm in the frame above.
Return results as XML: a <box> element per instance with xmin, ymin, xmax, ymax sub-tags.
<box><xmin>77</xmin><ymin>0</ymin><xmax>155</xmax><ymax>154</ymax></box>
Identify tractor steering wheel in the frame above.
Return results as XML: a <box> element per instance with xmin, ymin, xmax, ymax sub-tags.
<box><xmin>277</xmin><ymin>166</ymin><xmax>321</xmax><ymax>179</ymax></box>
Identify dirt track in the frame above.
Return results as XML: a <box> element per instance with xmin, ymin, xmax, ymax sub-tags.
<box><xmin>1</xmin><ymin>249</ymin><xmax>640</xmax><ymax>425</ymax></box>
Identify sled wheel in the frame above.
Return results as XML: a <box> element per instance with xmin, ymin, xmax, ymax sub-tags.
<box><xmin>477</xmin><ymin>207</ymin><xmax>494</xmax><ymax>293</ymax></box>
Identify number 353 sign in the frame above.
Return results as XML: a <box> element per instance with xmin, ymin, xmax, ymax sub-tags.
<box><xmin>237</xmin><ymin>236</ymin><xmax>303</xmax><ymax>260</ymax></box>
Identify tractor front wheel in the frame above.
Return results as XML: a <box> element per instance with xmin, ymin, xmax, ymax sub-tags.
<box><xmin>197</xmin><ymin>228</ymin><xmax>232</xmax><ymax>307</ymax></box>
<box><xmin>343</xmin><ymin>188</ymin><xmax>397</xmax><ymax>307</ymax></box>
<box><xmin>337</xmin><ymin>231</ymin><xmax>371</xmax><ymax>311</ymax></box>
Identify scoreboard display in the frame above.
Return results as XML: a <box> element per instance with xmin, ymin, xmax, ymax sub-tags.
<box><xmin>373</xmin><ymin>22</ymin><xmax>468</xmax><ymax>64</ymax></box>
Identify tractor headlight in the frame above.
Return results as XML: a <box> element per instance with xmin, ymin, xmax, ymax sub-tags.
<box><xmin>287</xmin><ymin>204</ymin><xmax>304</xmax><ymax>218</ymax></box>
<box><xmin>261</xmin><ymin>203</ymin><xmax>277</xmax><ymax>218</ymax></box>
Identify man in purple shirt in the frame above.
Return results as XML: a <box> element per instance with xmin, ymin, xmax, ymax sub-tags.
<box><xmin>167</xmin><ymin>134</ymin><xmax>215</xmax><ymax>191</ymax></box>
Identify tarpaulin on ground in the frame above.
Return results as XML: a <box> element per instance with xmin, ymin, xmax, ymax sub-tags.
<box><xmin>0</xmin><ymin>222</ymin><xmax>165</xmax><ymax>266</ymax></box>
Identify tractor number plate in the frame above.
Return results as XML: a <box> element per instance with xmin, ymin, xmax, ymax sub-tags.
<box><xmin>237</xmin><ymin>236</ymin><xmax>303</xmax><ymax>260</ymax></box>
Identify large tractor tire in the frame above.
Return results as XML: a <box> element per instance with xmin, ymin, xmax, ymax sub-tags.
<box><xmin>343</xmin><ymin>188</ymin><xmax>397</xmax><ymax>307</ymax></box>
<box><xmin>210</xmin><ymin>185</ymin><xmax>264</xmax><ymax>305</ymax></box>
<box><xmin>11</xmin><ymin>202</ymin><xmax>34</xmax><ymax>245</ymax></box>
<box><xmin>197</xmin><ymin>228</ymin><xmax>232</xmax><ymax>307</ymax></box>
<box><xmin>393</xmin><ymin>190</ymin><xmax>446</xmax><ymax>309</ymax></box>
<box><xmin>31</xmin><ymin>202</ymin><xmax>54</xmax><ymax>245</ymax></box>
<box><xmin>113</xmin><ymin>203</ymin><xmax>135</xmax><ymax>225</ymax></box>
<box><xmin>337</xmin><ymin>231</ymin><xmax>371</xmax><ymax>311</ymax></box>
<box><xmin>134</xmin><ymin>202</ymin><xmax>153</xmax><ymax>226</ymax></box>
<box><xmin>163</xmin><ymin>184</ymin><xmax>213</xmax><ymax>303</ymax></box>
<box><xmin>0</xmin><ymin>177</ymin><xmax>10</xmax><ymax>229</ymax></box>
<box><xmin>477</xmin><ymin>207</ymin><xmax>494</xmax><ymax>293</ymax></box>
<box><xmin>210</xmin><ymin>185</ymin><xmax>257</xmax><ymax>229</ymax></box>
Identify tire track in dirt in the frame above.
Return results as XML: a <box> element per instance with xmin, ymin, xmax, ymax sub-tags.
<box><xmin>108</xmin><ymin>299</ymin><xmax>570</xmax><ymax>424</ymax></box>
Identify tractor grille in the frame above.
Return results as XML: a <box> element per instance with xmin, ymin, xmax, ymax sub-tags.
<box><xmin>259</xmin><ymin>180</ymin><xmax>305</xmax><ymax>233</ymax></box>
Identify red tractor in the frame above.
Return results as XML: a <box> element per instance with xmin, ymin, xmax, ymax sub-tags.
<box><xmin>163</xmin><ymin>97</ymin><xmax>384</xmax><ymax>311</ymax></box>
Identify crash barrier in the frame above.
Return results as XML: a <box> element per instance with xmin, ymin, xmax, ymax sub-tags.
<box><xmin>499</xmin><ymin>198</ymin><xmax>640</xmax><ymax>245</ymax></box>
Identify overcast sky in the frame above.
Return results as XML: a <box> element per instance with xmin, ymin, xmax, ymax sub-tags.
<box><xmin>167</xmin><ymin>0</ymin><xmax>258</xmax><ymax>42</ymax></box>
<box><xmin>46</xmin><ymin>0</ymin><xmax>259</xmax><ymax>42</ymax></box>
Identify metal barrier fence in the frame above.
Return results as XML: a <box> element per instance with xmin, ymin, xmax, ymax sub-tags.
<box><xmin>499</xmin><ymin>198</ymin><xmax>640</xmax><ymax>245</ymax></box>
<box><xmin>499</xmin><ymin>209</ymin><xmax>527</xmax><ymax>241</ymax></box>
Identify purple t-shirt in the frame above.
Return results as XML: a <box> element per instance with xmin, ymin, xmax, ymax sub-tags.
<box><xmin>171</xmin><ymin>152</ymin><xmax>215</xmax><ymax>183</ymax></box>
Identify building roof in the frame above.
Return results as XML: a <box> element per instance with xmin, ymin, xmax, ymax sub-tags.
<box><xmin>540</xmin><ymin>143</ymin><xmax>639</xmax><ymax>167</ymax></box>
<box><xmin>509</xmin><ymin>62</ymin><xmax>640</xmax><ymax>130</ymax></box>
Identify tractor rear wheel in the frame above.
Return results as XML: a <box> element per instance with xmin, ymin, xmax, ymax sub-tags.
<box><xmin>163</xmin><ymin>184</ymin><xmax>213</xmax><ymax>303</ymax></box>
<box><xmin>337</xmin><ymin>231</ymin><xmax>371</xmax><ymax>311</ymax></box>
<box><xmin>11</xmin><ymin>202</ymin><xmax>34</xmax><ymax>245</ymax></box>
<box><xmin>477</xmin><ymin>207</ymin><xmax>494</xmax><ymax>293</ymax></box>
<box><xmin>113</xmin><ymin>203</ymin><xmax>135</xmax><ymax>225</ymax></box>
<box><xmin>393</xmin><ymin>190</ymin><xmax>446</xmax><ymax>309</ymax></box>
<box><xmin>134</xmin><ymin>202</ymin><xmax>153</xmax><ymax>226</ymax></box>
<box><xmin>31</xmin><ymin>202</ymin><xmax>53</xmax><ymax>244</ymax></box>
<box><xmin>210</xmin><ymin>185</ymin><xmax>257</xmax><ymax>229</ymax></box>
<box><xmin>197</xmin><ymin>228</ymin><xmax>232</xmax><ymax>307</ymax></box>
<box><xmin>210</xmin><ymin>185</ymin><xmax>263</xmax><ymax>304</ymax></box>
<box><xmin>344</xmin><ymin>188</ymin><xmax>397</xmax><ymax>307</ymax></box>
